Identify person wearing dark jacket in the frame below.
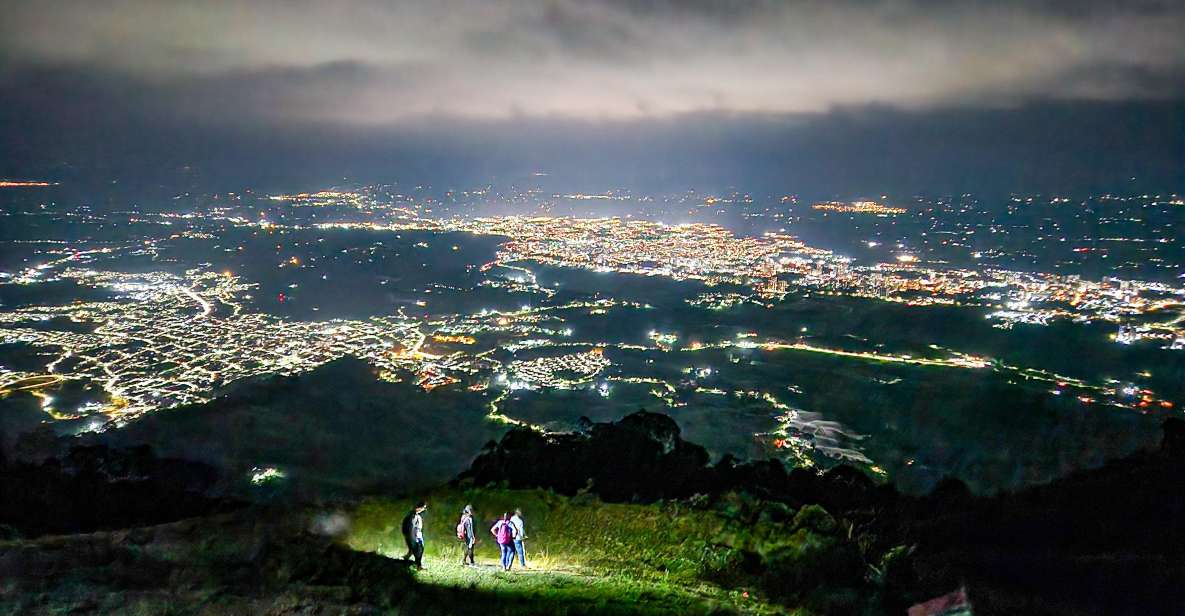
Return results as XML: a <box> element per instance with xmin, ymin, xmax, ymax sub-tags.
<box><xmin>401</xmin><ymin>501</ymin><xmax>428</xmax><ymax>570</ymax></box>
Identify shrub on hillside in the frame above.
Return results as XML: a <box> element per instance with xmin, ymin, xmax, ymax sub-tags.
<box><xmin>760</xmin><ymin>529</ymin><xmax>863</xmax><ymax>597</ymax></box>
<box><xmin>694</xmin><ymin>543</ymin><xmax>752</xmax><ymax>585</ymax></box>
<box><xmin>791</xmin><ymin>504</ymin><xmax>837</xmax><ymax>535</ymax></box>
<box><xmin>868</xmin><ymin>544</ymin><xmax>919</xmax><ymax>610</ymax></box>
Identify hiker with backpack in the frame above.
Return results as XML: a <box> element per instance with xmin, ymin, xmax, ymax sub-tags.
<box><xmin>401</xmin><ymin>501</ymin><xmax>428</xmax><ymax>570</ymax></box>
<box><xmin>491</xmin><ymin>512</ymin><xmax>519</xmax><ymax>571</ymax></box>
<box><xmin>456</xmin><ymin>504</ymin><xmax>476</xmax><ymax>567</ymax></box>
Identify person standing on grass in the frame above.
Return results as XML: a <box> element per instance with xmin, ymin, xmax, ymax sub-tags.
<box><xmin>491</xmin><ymin>512</ymin><xmax>518</xmax><ymax>571</ymax></box>
<box><xmin>402</xmin><ymin>501</ymin><xmax>428</xmax><ymax>570</ymax></box>
<box><xmin>510</xmin><ymin>508</ymin><xmax>528</xmax><ymax>569</ymax></box>
<box><xmin>458</xmin><ymin>505</ymin><xmax>476</xmax><ymax>567</ymax></box>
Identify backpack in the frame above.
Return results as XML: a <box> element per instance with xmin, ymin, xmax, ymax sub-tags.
<box><xmin>495</xmin><ymin>520</ymin><xmax>513</xmax><ymax>545</ymax></box>
<box><xmin>456</xmin><ymin>516</ymin><xmax>467</xmax><ymax>541</ymax></box>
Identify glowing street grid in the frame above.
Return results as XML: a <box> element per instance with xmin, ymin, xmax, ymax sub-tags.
<box><xmin>2</xmin><ymin>190</ymin><xmax>1183</xmax><ymax>475</ymax></box>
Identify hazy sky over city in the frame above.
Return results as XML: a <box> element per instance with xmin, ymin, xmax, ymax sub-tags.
<box><xmin>2</xmin><ymin>0</ymin><xmax>1183</xmax><ymax>193</ymax></box>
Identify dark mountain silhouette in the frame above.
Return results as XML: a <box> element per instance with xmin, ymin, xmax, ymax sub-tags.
<box><xmin>88</xmin><ymin>357</ymin><xmax>505</xmax><ymax>498</ymax></box>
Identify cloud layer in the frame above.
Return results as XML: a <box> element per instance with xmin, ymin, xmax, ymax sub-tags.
<box><xmin>3</xmin><ymin>0</ymin><xmax>1184</xmax><ymax>125</ymax></box>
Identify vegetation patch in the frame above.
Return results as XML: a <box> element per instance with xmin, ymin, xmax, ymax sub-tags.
<box><xmin>345</xmin><ymin>487</ymin><xmax>905</xmax><ymax>614</ymax></box>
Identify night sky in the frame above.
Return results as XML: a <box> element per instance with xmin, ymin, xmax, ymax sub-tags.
<box><xmin>1</xmin><ymin>0</ymin><xmax>1183</xmax><ymax>195</ymax></box>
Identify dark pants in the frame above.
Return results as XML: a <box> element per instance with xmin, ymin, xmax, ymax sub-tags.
<box><xmin>412</xmin><ymin>538</ymin><xmax>424</xmax><ymax>568</ymax></box>
<box><xmin>499</xmin><ymin>543</ymin><xmax>515</xmax><ymax>570</ymax></box>
<box><xmin>461</xmin><ymin>540</ymin><xmax>475</xmax><ymax>565</ymax></box>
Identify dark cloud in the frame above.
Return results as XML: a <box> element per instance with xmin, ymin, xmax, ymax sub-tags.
<box><xmin>0</xmin><ymin>1</ymin><xmax>1181</xmax><ymax>195</ymax></box>
<box><xmin>3</xmin><ymin>60</ymin><xmax>1180</xmax><ymax>197</ymax></box>
<box><xmin>2</xmin><ymin>0</ymin><xmax>1184</xmax><ymax>124</ymax></box>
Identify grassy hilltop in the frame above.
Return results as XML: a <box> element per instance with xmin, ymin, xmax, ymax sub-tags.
<box><xmin>0</xmin><ymin>488</ymin><xmax>871</xmax><ymax>615</ymax></box>
<box><xmin>344</xmin><ymin>488</ymin><xmax>886</xmax><ymax>615</ymax></box>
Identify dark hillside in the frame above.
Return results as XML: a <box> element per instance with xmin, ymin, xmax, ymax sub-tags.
<box><xmin>464</xmin><ymin>413</ymin><xmax>1185</xmax><ymax>614</ymax></box>
<box><xmin>91</xmin><ymin>357</ymin><xmax>505</xmax><ymax>497</ymax></box>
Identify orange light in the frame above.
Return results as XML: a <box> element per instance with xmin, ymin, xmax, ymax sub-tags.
<box><xmin>0</xmin><ymin>180</ymin><xmax>54</xmax><ymax>187</ymax></box>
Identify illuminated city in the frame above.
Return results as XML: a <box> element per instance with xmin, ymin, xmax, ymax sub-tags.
<box><xmin>2</xmin><ymin>187</ymin><xmax>1181</xmax><ymax>481</ymax></box>
<box><xmin>811</xmin><ymin>200</ymin><xmax>906</xmax><ymax>215</ymax></box>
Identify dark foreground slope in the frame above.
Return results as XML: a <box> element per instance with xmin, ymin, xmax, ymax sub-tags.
<box><xmin>0</xmin><ymin>444</ymin><xmax>239</xmax><ymax>539</ymax></box>
<box><xmin>0</xmin><ymin>405</ymin><xmax>1181</xmax><ymax>614</ymax></box>
<box><xmin>0</xmin><ymin>507</ymin><xmax>421</xmax><ymax>615</ymax></box>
